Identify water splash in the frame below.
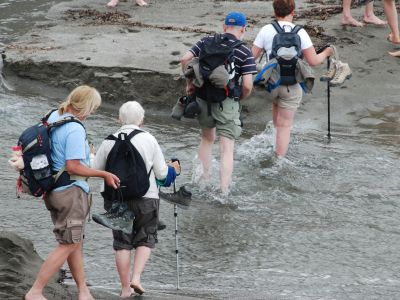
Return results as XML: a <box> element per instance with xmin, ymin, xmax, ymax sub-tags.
<box><xmin>190</xmin><ymin>155</ymin><xmax>238</xmax><ymax>207</ymax></box>
<box><xmin>237</xmin><ymin>121</ymin><xmax>275</xmax><ymax>164</ymax></box>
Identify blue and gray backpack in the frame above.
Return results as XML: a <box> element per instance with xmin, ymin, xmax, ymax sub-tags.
<box><xmin>269</xmin><ymin>20</ymin><xmax>303</xmax><ymax>86</ymax></box>
<box><xmin>18</xmin><ymin>109</ymin><xmax>84</xmax><ymax>197</ymax></box>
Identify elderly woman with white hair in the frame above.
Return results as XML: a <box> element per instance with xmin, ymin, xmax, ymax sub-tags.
<box><xmin>93</xmin><ymin>101</ymin><xmax>180</xmax><ymax>297</ymax></box>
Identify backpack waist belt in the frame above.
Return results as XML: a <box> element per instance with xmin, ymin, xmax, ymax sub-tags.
<box><xmin>53</xmin><ymin>165</ymin><xmax>89</xmax><ymax>190</ymax></box>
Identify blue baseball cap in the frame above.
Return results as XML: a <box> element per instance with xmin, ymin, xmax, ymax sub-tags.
<box><xmin>225</xmin><ymin>12</ymin><xmax>247</xmax><ymax>27</ymax></box>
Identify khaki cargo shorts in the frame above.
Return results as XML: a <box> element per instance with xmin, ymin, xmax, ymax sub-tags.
<box><xmin>44</xmin><ymin>186</ymin><xmax>89</xmax><ymax>244</ymax></box>
<box><xmin>269</xmin><ymin>83</ymin><xmax>303</xmax><ymax>111</ymax></box>
<box><xmin>197</xmin><ymin>97</ymin><xmax>242</xmax><ymax>140</ymax></box>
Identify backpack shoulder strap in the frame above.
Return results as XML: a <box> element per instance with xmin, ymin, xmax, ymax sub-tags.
<box><xmin>48</xmin><ymin>117</ymin><xmax>85</xmax><ymax>132</ymax></box>
<box><xmin>105</xmin><ymin>130</ymin><xmax>143</xmax><ymax>142</ymax></box>
<box><xmin>271</xmin><ymin>20</ymin><xmax>283</xmax><ymax>33</ymax></box>
<box><xmin>231</xmin><ymin>39</ymin><xmax>244</xmax><ymax>49</ymax></box>
<box><xmin>105</xmin><ymin>134</ymin><xmax>117</xmax><ymax>141</ymax></box>
<box><xmin>125</xmin><ymin>129</ymin><xmax>153</xmax><ymax>177</ymax></box>
<box><xmin>126</xmin><ymin>129</ymin><xmax>144</xmax><ymax>141</ymax></box>
<box><xmin>291</xmin><ymin>25</ymin><xmax>302</xmax><ymax>34</ymax></box>
<box><xmin>41</xmin><ymin>108</ymin><xmax>58</xmax><ymax>123</ymax></box>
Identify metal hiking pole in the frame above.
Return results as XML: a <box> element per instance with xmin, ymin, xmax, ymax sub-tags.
<box><xmin>327</xmin><ymin>57</ymin><xmax>331</xmax><ymax>140</ymax></box>
<box><xmin>173</xmin><ymin>181</ymin><xmax>180</xmax><ymax>290</ymax></box>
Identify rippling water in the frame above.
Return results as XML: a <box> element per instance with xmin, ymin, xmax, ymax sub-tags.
<box><xmin>1</xmin><ymin>84</ymin><xmax>400</xmax><ymax>299</ymax></box>
<box><xmin>1</xmin><ymin>0</ymin><xmax>400</xmax><ymax>299</ymax></box>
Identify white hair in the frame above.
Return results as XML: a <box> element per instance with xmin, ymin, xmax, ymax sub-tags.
<box><xmin>119</xmin><ymin>101</ymin><xmax>145</xmax><ymax>126</ymax></box>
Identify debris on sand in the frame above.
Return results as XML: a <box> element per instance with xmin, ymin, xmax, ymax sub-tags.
<box><xmin>302</xmin><ymin>23</ymin><xmax>336</xmax><ymax>49</ymax></box>
<box><xmin>64</xmin><ymin>8</ymin><xmax>213</xmax><ymax>34</ymax></box>
<box><xmin>296</xmin><ymin>5</ymin><xmax>342</xmax><ymax>21</ymax></box>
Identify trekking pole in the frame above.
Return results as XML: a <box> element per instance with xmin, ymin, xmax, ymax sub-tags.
<box><xmin>327</xmin><ymin>57</ymin><xmax>331</xmax><ymax>140</ymax></box>
<box><xmin>173</xmin><ymin>181</ymin><xmax>180</xmax><ymax>290</ymax></box>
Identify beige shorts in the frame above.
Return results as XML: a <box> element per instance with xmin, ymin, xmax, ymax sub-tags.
<box><xmin>44</xmin><ymin>186</ymin><xmax>89</xmax><ymax>244</ymax></box>
<box><xmin>269</xmin><ymin>84</ymin><xmax>303</xmax><ymax>111</ymax></box>
<box><xmin>197</xmin><ymin>97</ymin><xmax>242</xmax><ymax>140</ymax></box>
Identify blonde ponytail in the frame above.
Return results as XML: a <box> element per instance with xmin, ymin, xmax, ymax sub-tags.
<box><xmin>58</xmin><ymin>100</ymin><xmax>69</xmax><ymax>115</ymax></box>
<box><xmin>58</xmin><ymin>85</ymin><xmax>101</xmax><ymax>117</ymax></box>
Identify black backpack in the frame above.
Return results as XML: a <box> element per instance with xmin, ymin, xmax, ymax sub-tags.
<box><xmin>103</xmin><ymin>130</ymin><xmax>152</xmax><ymax>200</ymax></box>
<box><xmin>196</xmin><ymin>34</ymin><xmax>244</xmax><ymax>114</ymax></box>
<box><xmin>18</xmin><ymin>109</ymin><xmax>84</xmax><ymax>197</ymax></box>
<box><xmin>269</xmin><ymin>20</ymin><xmax>303</xmax><ymax>86</ymax></box>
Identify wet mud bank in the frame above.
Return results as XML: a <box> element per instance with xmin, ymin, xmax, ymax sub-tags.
<box><xmin>5</xmin><ymin>59</ymin><xmax>183</xmax><ymax>106</ymax></box>
<box><xmin>0</xmin><ymin>231</ymin><xmax>73</xmax><ymax>299</ymax></box>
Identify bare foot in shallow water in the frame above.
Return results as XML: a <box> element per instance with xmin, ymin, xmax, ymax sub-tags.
<box><xmin>25</xmin><ymin>292</ymin><xmax>47</xmax><ymax>300</ymax></box>
<box><xmin>78</xmin><ymin>287</ymin><xmax>95</xmax><ymax>300</ymax></box>
<box><xmin>387</xmin><ymin>33</ymin><xmax>400</xmax><ymax>44</ymax></box>
<box><xmin>120</xmin><ymin>286</ymin><xmax>134</xmax><ymax>298</ymax></box>
<box><xmin>341</xmin><ymin>16</ymin><xmax>363</xmax><ymax>27</ymax></box>
<box><xmin>388</xmin><ymin>50</ymin><xmax>400</xmax><ymax>57</ymax></box>
<box><xmin>130</xmin><ymin>282</ymin><xmax>145</xmax><ymax>295</ymax></box>
<box><xmin>363</xmin><ymin>14</ymin><xmax>387</xmax><ymax>26</ymax></box>
<box><xmin>135</xmin><ymin>0</ymin><xmax>148</xmax><ymax>6</ymax></box>
<box><xmin>106</xmin><ymin>0</ymin><xmax>119</xmax><ymax>8</ymax></box>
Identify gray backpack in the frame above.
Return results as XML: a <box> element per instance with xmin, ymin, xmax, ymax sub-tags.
<box><xmin>269</xmin><ymin>20</ymin><xmax>303</xmax><ymax>86</ymax></box>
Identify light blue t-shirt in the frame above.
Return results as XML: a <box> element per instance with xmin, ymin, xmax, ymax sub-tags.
<box><xmin>48</xmin><ymin>111</ymin><xmax>90</xmax><ymax>193</ymax></box>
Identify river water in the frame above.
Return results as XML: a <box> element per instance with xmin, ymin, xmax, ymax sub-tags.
<box><xmin>1</xmin><ymin>1</ymin><xmax>400</xmax><ymax>300</ymax></box>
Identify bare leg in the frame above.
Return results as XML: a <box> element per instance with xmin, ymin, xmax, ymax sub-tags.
<box><xmin>341</xmin><ymin>0</ymin><xmax>363</xmax><ymax>27</ymax></box>
<box><xmin>363</xmin><ymin>1</ymin><xmax>387</xmax><ymax>25</ymax></box>
<box><xmin>130</xmin><ymin>246</ymin><xmax>151</xmax><ymax>293</ymax></box>
<box><xmin>275</xmin><ymin>107</ymin><xmax>296</xmax><ymax>158</ymax></box>
<box><xmin>115</xmin><ymin>250</ymin><xmax>133</xmax><ymax>298</ymax></box>
<box><xmin>106</xmin><ymin>0</ymin><xmax>119</xmax><ymax>8</ymax></box>
<box><xmin>272</xmin><ymin>102</ymin><xmax>279</xmax><ymax>127</ymax></box>
<box><xmin>219</xmin><ymin>136</ymin><xmax>235</xmax><ymax>193</ymax></box>
<box><xmin>198</xmin><ymin>127</ymin><xmax>216</xmax><ymax>181</ymax></box>
<box><xmin>25</xmin><ymin>244</ymin><xmax>80</xmax><ymax>300</ymax></box>
<box><xmin>384</xmin><ymin>0</ymin><xmax>400</xmax><ymax>43</ymax></box>
<box><xmin>135</xmin><ymin>0</ymin><xmax>148</xmax><ymax>6</ymax></box>
<box><xmin>67</xmin><ymin>243</ymin><xmax>94</xmax><ymax>300</ymax></box>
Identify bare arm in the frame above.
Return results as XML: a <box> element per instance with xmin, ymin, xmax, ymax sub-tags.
<box><xmin>302</xmin><ymin>46</ymin><xmax>333</xmax><ymax>67</ymax></box>
<box><xmin>66</xmin><ymin>159</ymin><xmax>120</xmax><ymax>189</ymax></box>
<box><xmin>251</xmin><ymin>45</ymin><xmax>264</xmax><ymax>61</ymax></box>
<box><xmin>181</xmin><ymin>51</ymin><xmax>194</xmax><ymax>73</ymax></box>
<box><xmin>240</xmin><ymin>74</ymin><xmax>253</xmax><ymax>100</ymax></box>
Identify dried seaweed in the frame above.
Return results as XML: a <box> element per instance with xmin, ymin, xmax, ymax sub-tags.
<box><xmin>296</xmin><ymin>5</ymin><xmax>342</xmax><ymax>20</ymax></box>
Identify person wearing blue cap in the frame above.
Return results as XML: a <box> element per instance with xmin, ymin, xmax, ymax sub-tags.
<box><xmin>180</xmin><ymin>11</ymin><xmax>257</xmax><ymax>194</ymax></box>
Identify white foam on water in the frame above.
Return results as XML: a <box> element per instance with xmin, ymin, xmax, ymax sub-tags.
<box><xmin>236</xmin><ymin>121</ymin><xmax>275</xmax><ymax>163</ymax></box>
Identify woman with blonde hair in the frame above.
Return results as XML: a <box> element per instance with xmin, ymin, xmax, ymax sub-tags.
<box><xmin>25</xmin><ymin>85</ymin><xmax>120</xmax><ymax>300</ymax></box>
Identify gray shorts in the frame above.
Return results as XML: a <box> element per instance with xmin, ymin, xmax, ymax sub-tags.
<box><xmin>269</xmin><ymin>84</ymin><xmax>303</xmax><ymax>111</ymax></box>
<box><xmin>197</xmin><ymin>97</ymin><xmax>242</xmax><ymax>140</ymax></box>
<box><xmin>109</xmin><ymin>197</ymin><xmax>159</xmax><ymax>250</ymax></box>
<box><xmin>44</xmin><ymin>186</ymin><xmax>89</xmax><ymax>244</ymax></box>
